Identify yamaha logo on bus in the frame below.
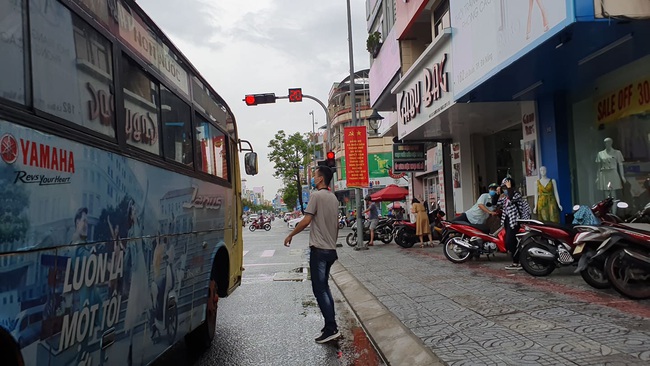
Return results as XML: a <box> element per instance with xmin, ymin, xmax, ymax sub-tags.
<box><xmin>1</xmin><ymin>134</ymin><xmax>74</xmax><ymax>185</ymax></box>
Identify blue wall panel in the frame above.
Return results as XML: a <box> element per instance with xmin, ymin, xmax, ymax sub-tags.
<box><xmin>538</xmin><ymin>95</ymin><xmax>573</xmax><ymax>223</ymax></box>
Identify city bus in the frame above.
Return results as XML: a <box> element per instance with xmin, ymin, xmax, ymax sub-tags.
<box><xmin>0</xmin><ymin>0</ymin><xmax>258</xmax><ymax>365</ymax></box>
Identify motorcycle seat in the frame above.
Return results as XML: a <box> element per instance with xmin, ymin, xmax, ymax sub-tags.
<box><xmin>533</xmin><ymin>221</ymin><xmax>578</xmax><ymax>236</ymax></box>
<box><xmin>455</xmin><ymin>221</ymin><xmax>491</xmax><ymax>234</ymax></box>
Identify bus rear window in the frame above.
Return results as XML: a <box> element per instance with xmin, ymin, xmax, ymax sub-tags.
<box><xmin>194</xmin><ymin>115</ymin><xmax>228</xmax><ymax>181</ymax></box>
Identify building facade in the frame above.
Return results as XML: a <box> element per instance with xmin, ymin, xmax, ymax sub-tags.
<box><xmin>368</xmin><ymin>0</ymin><xmax>650</xmax><ymax>222</ymax></box>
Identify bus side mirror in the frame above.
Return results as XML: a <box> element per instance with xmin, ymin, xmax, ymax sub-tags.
<box><xmin>244</xmin><ymin>152</ymin><xmax>258</xmax><ymax>175</ymax></box>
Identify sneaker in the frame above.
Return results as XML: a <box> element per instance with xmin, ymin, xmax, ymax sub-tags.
<box><xmin>505</xmin><ymin>264</ymin><xmax>522</xmax><ymax>270</ymax></box>
<box><xmin>315</xmin><ymin>329</ymin><xmax>341</xmax><ymax>344</ymax></box>
<box><xmin>354</xmin><ymin>246</ymin><xmax>369</xmax><ymax>251</ymax></box>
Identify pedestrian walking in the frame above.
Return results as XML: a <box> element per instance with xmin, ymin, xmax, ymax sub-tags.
<box><xmin>411</xmin><ymin>198</ymin><xmax>434</xmax><ymax>247</ymax></box>
<box><xmin>498</xmin><ymin>177</ymin><xmax>531</xmax><ymax>270</ymax></box>
<box><xmin>284</xmin><ymin>166</ymin><xmax>341</xmax><ymax>343</ymax></box>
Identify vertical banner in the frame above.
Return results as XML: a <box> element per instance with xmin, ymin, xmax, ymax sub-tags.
<box><xmin>521</xmin><ymin>101</ymin><xmax>540</xmax><ymax>196</ymax></box>
<box><xmin>344</xmin><ymin>126</ymin><xmax>369</xmax><ymax>188</ymax></box>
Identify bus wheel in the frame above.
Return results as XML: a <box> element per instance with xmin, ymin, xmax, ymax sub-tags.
<box><xmin>187</xmin><ymin>279</ymin><xmax>218</xmax><ymax>352</ymax></box>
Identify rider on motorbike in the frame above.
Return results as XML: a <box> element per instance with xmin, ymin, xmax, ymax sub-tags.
<box><xmin>454</xmin><ymin>183</ymin><xmax>500</xmax><ymax>225</ymax></box>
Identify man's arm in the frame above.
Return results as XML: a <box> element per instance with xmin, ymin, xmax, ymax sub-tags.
<box><xmin>284</xmin><ymin>214</ymin><xmax>313</xmax><ymax>247</ymax></box>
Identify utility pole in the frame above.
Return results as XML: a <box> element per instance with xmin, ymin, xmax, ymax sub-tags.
<box><xmin>346</xmin><ymin>0</ymin><xmax>366</xmax><ymax>250</ymax></box>
<box><xmin>309</xmin><ymin>110</ymin><xmax>317</xmax><ymax>169</ymax></box>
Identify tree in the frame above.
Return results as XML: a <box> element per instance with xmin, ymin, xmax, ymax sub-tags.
<box><xmin>268</xmin><ymin>131</ymin><xmax>311</xmax><ymax>213</ymax></box>
<box><xmin>280</xmin><ymin>182</ymin><xmax>298</xmax><ymax>212</ymax></box>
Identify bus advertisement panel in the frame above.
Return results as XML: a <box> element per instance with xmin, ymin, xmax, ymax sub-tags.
<box><xmin>0</xmin><ymin>119</ymin><xmax>232</xmax><ymax>365</ymax></box>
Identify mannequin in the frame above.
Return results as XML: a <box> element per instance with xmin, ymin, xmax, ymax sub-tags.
<box><xmin>595</xmin><ymin>137</ymin><xmax>626</xmax><ymax>193</ymax></box>
<box><xmin>533</xmin><ymin>166</ymin><xmax>562</xmax><ymax>222</ymax></box>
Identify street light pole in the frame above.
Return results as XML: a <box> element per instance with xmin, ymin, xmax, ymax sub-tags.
<box><xmin>309</xmin><ymin>110</ymin><xmax>317</xmax><ymax>169</ymax></box>
<box><xmin>346</xmin><ymin>0</ymin><xmax>365</xmax><ymax>250</ymax></box>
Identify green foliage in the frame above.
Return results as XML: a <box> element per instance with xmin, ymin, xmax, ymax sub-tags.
<box><xmin>281</xmin><ymin>183</ymin><xmax>298</xmax><ymax>212</ymax></box>
<box><xmin>0</xmin><ymin>166</ymin><xmax>30</xmax><ymax>243</ymax></box>
<box><xmin>366</xmin><ymin>31</ymin><xmax>381</xmax><ymax>53</ymax></box>
<box><xmin>268</xmin><ymin>131</ymin><xmax>311</xmax><ymax>212</ymax></box>
<box><xmin>242</xmin><ymin>198</ymin><xmax>273</xmax><ymax>213</ymax></box>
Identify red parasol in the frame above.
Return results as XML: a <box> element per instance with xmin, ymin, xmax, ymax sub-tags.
<box><xmin>369</xmin><ymin>184</ymin><xmax>408</xmax><ymax>202</ymax></box>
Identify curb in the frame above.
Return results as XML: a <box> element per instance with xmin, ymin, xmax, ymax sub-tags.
<box><xmin>330</xmin><ymin>262</ymin><xmax>446</xmax><ymax>366</ymax></box>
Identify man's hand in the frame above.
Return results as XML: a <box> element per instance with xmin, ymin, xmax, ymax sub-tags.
<box><xmin>284</xmin><ymin>235</ymin><xmax>292</xmax><ymax>247</ymax></box>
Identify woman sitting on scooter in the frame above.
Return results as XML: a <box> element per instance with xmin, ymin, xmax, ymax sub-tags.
<box><xmin>498</xmin><ymin>177</ymin><xmax>531</xmax><ymax>270</ymax></box>
<box><xmin>453</xmin><ymin>183</ymin><xmax>500</xmax><ymax>225</ymax></box>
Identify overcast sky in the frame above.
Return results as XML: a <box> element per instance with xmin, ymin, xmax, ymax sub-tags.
<box><xmin>136</xmin><ymin>0</ymin><xmax>371</xmax><ymax>200</ymax></box>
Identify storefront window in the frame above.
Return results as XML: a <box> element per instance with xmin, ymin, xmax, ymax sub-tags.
<box><xmin>30</xmin><ymin>0</ymin><xmax>116</xmax><ymax>136</ymax></box>
<box><xmin>0</xmin><ymin>0</ymin><xmax>25</xmax><ymax>104</ymax></box>
<box><xmin>572</xmin><ymin>60</ymin><xmax>650</xmax><ymax>215</ymax></box>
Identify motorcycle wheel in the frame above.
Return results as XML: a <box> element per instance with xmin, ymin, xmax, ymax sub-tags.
<box><xmin>346</xmin><ymin>233</ymin><xmax>357</xmax><ymax>247</ymax></box>
<box><xmin>338</xmin><ymin>222</ymin><xmax>345</xmax><ymax>229</ymax></box>
<box><xmin>263</xmin><ymin>223</ymin><xmax>271</xmax><ymax>231</ymax></box>
<box><xmin>248</xmin><ymin>225</ymin><xmax>256</xmax><ymax>232</ymax></box>
<box><xmin>578</xmin><ymin>250</ymin><xmax>610</xmax><ymax>289</ymax></box>
<box><xmin>166</xmin><ymin>300</ymin><xmax>178</xmax><ymax>345</ymax></box>
<box><xmin>604</xmin><ymin>248</ymin><xmax>650</xmax><ymax>300</ymax></box>
<box><xmin>519</xmin><ymin>240</ymin><xmax>556</xmax><ymax>277</ymax></box>
<box><xmin>380</xmin><ymin>227</ymin><xmax>393</xmax><ymax>244</ymax></box>
<box><xmin>443</xmin><ymin>234</ymin><xmax>472</xmax><ymax>263</ymax></box>
<box><xmin>395</xmin><ymin>228</ymin><xmax>415</xmax><ymax>248</ymax></box>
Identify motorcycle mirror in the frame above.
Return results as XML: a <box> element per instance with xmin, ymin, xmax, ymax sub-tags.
<box><xmin>616</xmin><ymin>201</ymin><xmax>629</xmax><ymax>209</ymax></box>
<box><xmin>572</xmin><ymin>204</ymin><xmax>580</xmax><ymax>211</ymax></box>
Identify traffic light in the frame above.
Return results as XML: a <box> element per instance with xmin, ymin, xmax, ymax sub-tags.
<box><xmin>326</xmin><ymin>151</ymin><xmax>335</xmax><ymax>168</ymax></box>
<box><xmin>243</xmin><ymin>93</ymin><xmax>276</xmax><ymax>106</ymax></box>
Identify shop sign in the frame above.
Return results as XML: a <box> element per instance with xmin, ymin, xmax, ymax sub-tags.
<box><xmin>595</xmin><ymin>76</ymin><xmax>650</xmax><ymax>124</ymax></box>
<box><xmin>397</xmin><ymin>54</ymin><xmax>449</xmax><ymax>125</ymax></box>
<box><xmin>344</xmin><ymin>126</ymin><xmax>369</xmax><ymax>188</ymax></box>
<box><xmin>393</xmin><ymin>143</ymin><xmax>425</xmax><ymax>172</ymax></box>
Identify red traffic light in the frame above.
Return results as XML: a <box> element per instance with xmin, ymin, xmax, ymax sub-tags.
<box><xmin>243</xmin><ymin>93</ymin><xmax>276</xmax><ymax>106</ymax></box>
<box><xmin>244</xmin><ymin>95</ymin><xmax>257</xmax><ymax>106</ymax></box>
<box><xmin>326</xmin><ymin>151</ymin><xmax>335</xmax><ymax>160</ymax></box>
<box><xmin>288</xmin><ymin>88</ymin><xmax>303</xmax><ymax>102</ymax></box>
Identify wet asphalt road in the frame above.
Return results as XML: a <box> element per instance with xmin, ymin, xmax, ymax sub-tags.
<box><xmin>155</xmin><ymin>219</ymin><xmax>383</xmax><ymax>366</ymax></box>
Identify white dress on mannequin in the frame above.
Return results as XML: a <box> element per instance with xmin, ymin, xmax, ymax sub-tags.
<box><xmin>596</xmin><ymin>138</ymin><xmax>625</xmax><ymax>191</ymax></box>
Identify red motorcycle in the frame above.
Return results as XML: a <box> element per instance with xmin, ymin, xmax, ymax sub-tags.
<box><xmin>249</xmin><ymin>218</ymin><xmax>271</xmax><ymax>232</ymax></box>
<box><xmin>441</xmin><ymin>220</ymin><xmax>520</xmax><ymax>263</ymax></box>
<box><xmin>515</xmin><ymin>195</ymin><xmax>629</xmax><ymax>279</ymax></box>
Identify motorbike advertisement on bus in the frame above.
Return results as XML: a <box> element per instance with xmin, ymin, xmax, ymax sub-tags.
<box><xmin>0</xmin><ymin>120</ymin><xmax>230</xmax><ymax>365</ymax></box>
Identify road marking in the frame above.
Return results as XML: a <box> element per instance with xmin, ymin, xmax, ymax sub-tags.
<box><xmin>245</xmin><ymin>262</ymin><xmax>292</xmax><ymax>267</ymax></box>
<box><xmin>261</xmin><ymin>250</ymin><xmax>275</xmax><ymax>257</ymax></box>
<box><xmin>243</xmin><ymin>250</ymin><xmax>249</xmax><ymax>256</ymax></box>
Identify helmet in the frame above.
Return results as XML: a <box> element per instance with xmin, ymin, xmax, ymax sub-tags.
<box><xmin>364</xmin><ymin>195</ymin><xmax>372</xmax><ymax>201</ymax></box>
<box><xmin>488</xmin><ymin>183</ymin><xmax>499</xmax><ymax>189</ymax></box>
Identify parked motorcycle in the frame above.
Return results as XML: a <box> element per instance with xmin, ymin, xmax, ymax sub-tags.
<box><xmin>338</xmin><ymin>215</ymin><xmax>346</xmax><ymax>229</ymax></box>
<box><xmin>515</xmin><ymin>196</ymin><xmax>629</xmax><ymax>278</ymax></box>
<box><xmin>589</xmin><ymin>223</ymin><xmax>650</xmax><ymax>299</ymax></box>
<box><xmin>441</xmin><ymin>220</ymin><xmax>517</xmax><ymax>263</ymax></box>
<box><xmin>346</xmin><ymin>217</ymin><xmax>394</xmax><ymax>246</ymax></box>
<box><xmin>393</xmin><ymin>220</ymin><xmax>419</xmax><ymax>248</ymax></box>
<box><xmin>249</xmin><ymin>218</ymin><xmax>271</xmax><ymax>232</ymax></box>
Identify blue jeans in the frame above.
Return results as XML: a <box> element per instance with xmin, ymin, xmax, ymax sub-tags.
<box><xmin>309</xmin><ymin>246</ymin><xmax>338</xmax><ymax>332</ymax></box>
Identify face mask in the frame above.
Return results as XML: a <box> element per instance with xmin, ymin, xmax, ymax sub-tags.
<box><xmin>503</xmin><ymin>189</ymin><xmax>509</xmax><ymax>196</ymax></box>
<box><xmin>311</xmin><ymin>177</ymin><xmax>316</xmax><ymax>189</ymax></box>
<box><xmin>489</xmin><ymin>190</ymin><xmax>497</xmax><ymax>196</ymax></box>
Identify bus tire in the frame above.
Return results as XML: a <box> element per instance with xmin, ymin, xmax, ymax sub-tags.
<box><xmin>0</xmin><ymin>328</ymin><xmax>24</xmax><ymax>366</ymax></box>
